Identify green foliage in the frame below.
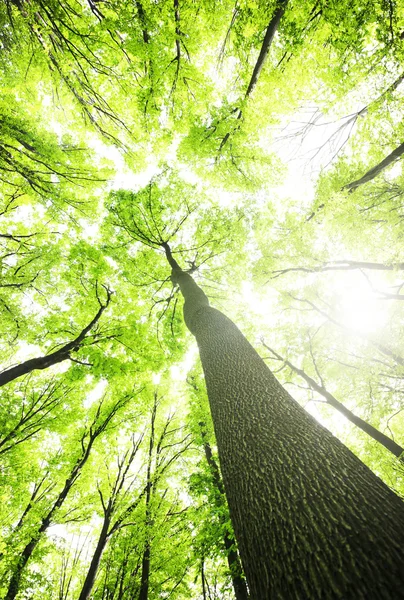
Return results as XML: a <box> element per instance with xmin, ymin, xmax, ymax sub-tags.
<box><xmin>1</xmin><ymin>0</ymin><xmax>404</xmax><ymax>597</ymax></box>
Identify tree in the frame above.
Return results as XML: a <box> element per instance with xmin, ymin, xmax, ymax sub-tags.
<box><xmin>187</xmin><ymin>376</ymin><xmax>248</xmax><ymax>600</ymax></box>
<box><xmin>3</xmin><ymin>1</ymin><xmax>404</xmax><ymax>598</ymax></box>
<box><xmin>343</xmin><ymin>141</ymin><xmax>404</xmax><ymax>191</ymax></box>
<box><xmin>197</xmin><ymin>424</ymin><xmax>249</xmax><ymax>600</ymax></box>
<box><xmin>0</xmin><ymin>380</ymin><xmax>71</xmax><ymax>454</ymax></box>
<box><xmin>77</xmin><ymin>434</ymin><xmax>144</xmax><ymax>600</ymax></box>
<box><xmin>163</xmin><ymin>241</ymin><xmax>404</xmax><ymax>599</ymax></box>
<box><xmin>4</xmin><ymin>393</ymin><xmax>130</xmax><ymax>600</ymax></box>
<box><xmin>109</xmin><ymin>192</ymin><xmax>404</xmax><ymax>597</ymax></box>
<box><xmin>78</xmin><ymin>394</ymin><xmax>192</xmax><ymax>600</ymax></box>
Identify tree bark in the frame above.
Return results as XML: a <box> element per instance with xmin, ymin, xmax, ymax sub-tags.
<box><xmin>344</xmin><ymin>141</ymin><xmax>404</xmax><ymax>191</ymax></box>
<box><xmin>78</xmin><ymin>519</ymin><xmax>111</xmax><ymax>600</ymax></box>
<box><xmin>164</xmin><ymin>244</ymin><xmax>404</xmax><ymax>600</ymax></box>
<box><xmin>245</xmin><ymin>0</ymin><xmax>288</xmax><ymax>99</ymax></box>
<box><xmin>264</xmin><ymin>345</ymin><xmax>404</xmax><ymax>459</ymax></box>
<box><xmin>138</xmin><ymin>399</ymin><xmax>156</xmax><ymax>600</ymax></box>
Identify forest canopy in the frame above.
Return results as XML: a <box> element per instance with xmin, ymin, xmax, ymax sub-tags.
<box><xmin>1</xmin><ymin>0</ymin><xmax>404</xmax><ymax>599</ymax></box>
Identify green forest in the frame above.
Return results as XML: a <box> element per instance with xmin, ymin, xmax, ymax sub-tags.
<box><xmin>1</xmin><ymin>0</ymin><xmax>404</xmax><ymax>598</ymax></box>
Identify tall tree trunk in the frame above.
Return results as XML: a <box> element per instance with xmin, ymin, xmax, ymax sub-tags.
<box><xmin>245</xmin><ymin>0</ymin><xmax>288</xmax><ymax>99</ymax></box>
<box><xmin>163</xmin><ymin>243</ymin><xmax>404</xmax><ymax>600</ymax></box>
<box><xmin>138</xmin><ymin>543</ymin><xmax>151</xmax><ymax>600</ymax></box>
<box><xmin>138</xmin><ymin>400</ymin><xmax>156</xmax><ymax>600</ymax></box>
<box><xmin>78</xmin><ymin>519</ymin><xmax>111</xmax><ymax>600</ymax></box>
<box><xmin>201</xmin><ymin>560</ymin><xmax>207</xmax><ymax>600</ymax></box>
<box><xmin>263</xmin><ymin>344</ymin><xmax>404</xmax><ymax>459</ymax></box>
<box><xmin>199</xmin><ymin>424</ymin><xmax>249</xmax><ymax>600</ymax></box>
<box><xmin>135</xmin><ymin>0</ymin><xmax>150</xmax><ymax>44</ymax></box>
<box><xmin>344</xmin><ymin>141</ymin><xmax>404</xmax><ymax>191</ymax></box>
<box><xmin>218</xmin><ymin>0</ymin><xmax>288</xmax><ymax>152</ymax></box>
<box><xmin>5</xmin><ymin>472</ymin><xmax>80</xmax><ymax>600</ymax></box>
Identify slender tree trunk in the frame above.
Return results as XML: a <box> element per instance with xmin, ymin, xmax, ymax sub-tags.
<box><xmin>5</xmin><ymin>484</ymin><xmax>72</xmax><ymax>600</ymax></box>
<box><xmin>201</xmin><ymin>559</ymin><xmax>207</xmax><ymax>600</ymax></box>
<box><xmin>78</xmin><ymin>519</ymin><xmax>111</xmax><ymax>600</ymax></box>
<box><xmin>344</xmin><ymin>141</ymin><xmax>404</xmax><ymax>191</ymax></box>
<box><xmin>264</xmin><ymin>345</ymin><xmax>404</xmax><ymax>459</ymax></box>
<box><xmin>138</xmin><ymin>401</ymin><xmax>156</xmax><ymax>600</ymax></box>
<box><xmin>4</xmin><ymin>424</ymin><xmax>101</xmax><ymax>600</ymax></box>
<box><xmin>116</xmin><ymin>554</ymin><xmax>129</xmax><ymax>600</ymax></box>
<box><xmin>11</xmin><ymin>474</ymin><xmax>53</xmax><ymax>534</ymax></box>
<box><xmin>218</xmin><ymin>0</ymin><xmax>288</xmax><ymax>152</ymax></box>
<box><xmin>0</xmin><ymin>352</ymin><xmax>73</xmax><ymax>387</ymax></box>
<box><xmin>135</xmin><ymin>0</ymin><xmax>150</xmax><ymax>44</ymax></box>
<box><xmin>163</xmin><ymin>244</ymin><xmax>404</xmax><ymax>600</ymax></box>
<box><xmin>138</xmin><ymin>543</ymin><xmax>151</xmax><ymax>600</ymax></box>
<box><xmin>245</xmin><ymin>0</ymin><xmax>288</xmax><ymax>98</ymax></box>
<box><xmin>200</xmin><ymin>425</ymin><xmax>249</xmax><ymax>600</ymax></box>
<box><xmin>4</xmin><ymin>538</ymin><xmax>39</xmax><ymax>600</ymax></box>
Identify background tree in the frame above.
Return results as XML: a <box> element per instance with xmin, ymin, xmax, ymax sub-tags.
<box><xmin>3</xmin><ymin>393</ymin><xmax>132</xmax><ymax>600</ymax></box>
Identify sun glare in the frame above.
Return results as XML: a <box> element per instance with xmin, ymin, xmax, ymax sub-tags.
<box><xmin>83</xmin><ymin>378</ymin><xmax>108</xmax><ymax>408</ymax></box>
<box><xmin>336</xmin><ymin>276</ymin><xmax>389</xmax><ymax>334</ymax></box>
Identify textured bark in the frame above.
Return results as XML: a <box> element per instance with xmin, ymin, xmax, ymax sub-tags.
<box><xmin>200</xmin><ymin>426</ymin><xmax>249</xmax><ymax>600</ymax></box>
<box><xmin>165</xmin><ymin>246</ymin><xmax>404</xmax><ymax>600</ymax></box>
<box><xmin>344</xmin><ymin>141</ymin><xmax>404</xmax><ymax>191</ymax></box>
<box><xmin>264</xmin><ymin>345</ymin><xmax>404</xmax><ymax>460</ymax></box>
